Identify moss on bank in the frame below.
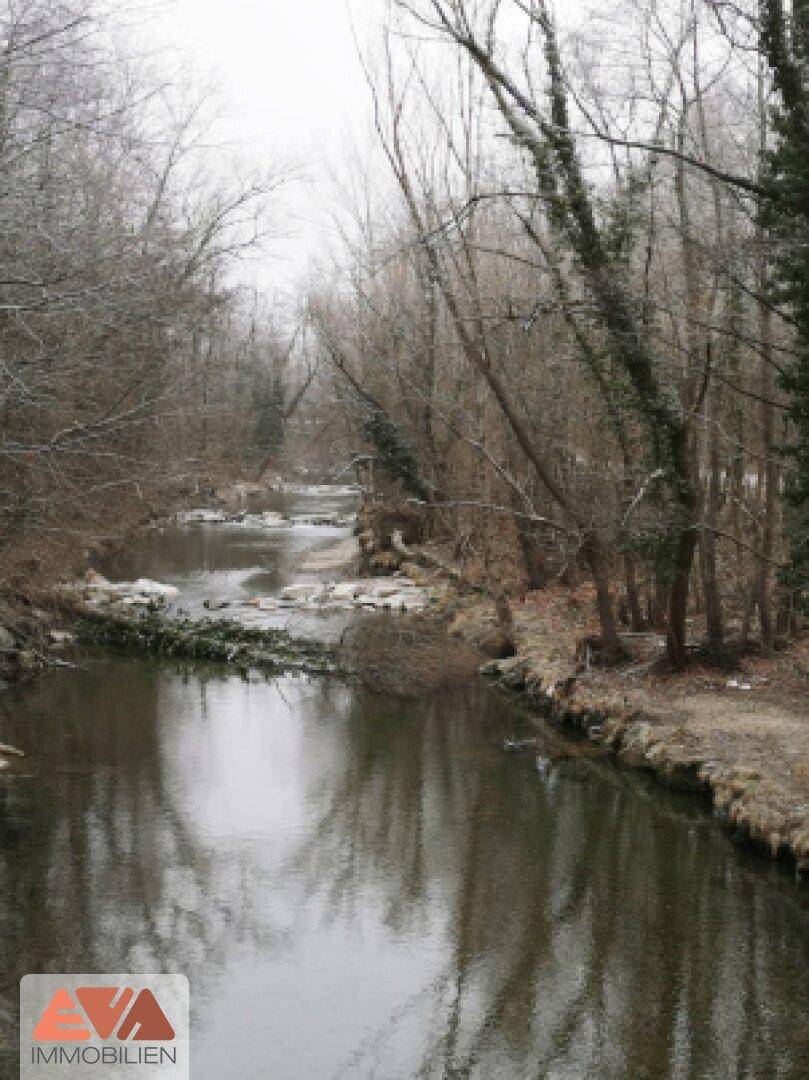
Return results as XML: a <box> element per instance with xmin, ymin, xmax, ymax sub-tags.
<box><xmin>477</xmin><ymin>635</ymin><xmax>809</xmax><ymax>878</ymax></box>
<box><xmin>75</xmin><ymin>609</ymin><xmax>347</xmax><ymax>678</ymax></box>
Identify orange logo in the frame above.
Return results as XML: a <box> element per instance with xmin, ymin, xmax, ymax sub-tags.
<box><xmin>33</xmin><ymin>987</ymin><xmax>175</xmax><ymax>1042</ymax></box>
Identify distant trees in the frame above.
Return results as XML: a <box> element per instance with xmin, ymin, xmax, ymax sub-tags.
<box><xmin>0</xmin><ymin>0</ymin><xmax>293</xmax><ymax>574</ymax></box>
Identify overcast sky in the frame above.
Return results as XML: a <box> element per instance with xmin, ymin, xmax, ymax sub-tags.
<box><xmin>145</xmin><ymin>0</ymin><xmax>377</xmax><ymax>294</ymax></box>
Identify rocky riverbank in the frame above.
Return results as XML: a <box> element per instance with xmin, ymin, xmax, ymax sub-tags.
<box><xmin>5</xmin><ymin>488</ymin><xmax>808</xmax><ymax>880</ymax></box>
<box><xmin>442</xmin><ymin>586</ymin><xmax>809</xmax><ymax>877</ymax></box>
<box><xmin>75</xmin><ymin>607</ymin><xmax>346</xmax><ymax>677</ymax></box>
<box><xmin>0</xmin><ymin>603</ymin><xmax>76</xmax><ymax>691</ymax></box>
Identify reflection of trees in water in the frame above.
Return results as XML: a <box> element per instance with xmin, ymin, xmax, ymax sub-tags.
<box><xmin>295</xmin><ymin>684</ymin><xmax>809</xmax><ymax>1079</ymax></box>
<box><xmin>0</xmin><ymin>661</ymin><xmax>285</xmax><ymax>1075</ymax></box>
<box><xmin>0</xmin><ymin>667</ymin><xmax>808</xmax><ymax>1080</ymax></box>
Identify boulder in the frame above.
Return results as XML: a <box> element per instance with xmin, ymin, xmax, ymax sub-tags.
<box><xmin>18</xmin><ymin>650</ymin><xmax>40</xmax><ymax>673</ymax></box>
<box><xmin>383</xmin><ymin>592</ymin><xmax>426</xmax><ymax>612</ymax></box>
<box><xmin>330</xmin><ymin>582</ymin><xmax>363</xmax><ymax>600</ymax></box>
<box><xmin>370</xmin><ymin>551</ymin><xmax>401</xmax><ymax>574</ymax></box>
<box><xmin>356</xmin><ymin>502</ymin><xmax>426</xmax><ymax>575</ymax></box>
<box><xmin>0</xmin><ymin>743</ymin><xmax>25</xmax><ymax>770</ymax></box>
<box><xmin>65</xmin><ymin>574</ymin><xmax>180</xmax><ymax>608</ymax></box>
<box><xmin>177</xmin><ymin>509</ymin><xmax>228</xmax><ymax>524</ymax></box>
<box><xmin>496</xmin><ymin>656</ymin><xmax>529</xmax><ymax>690</ymax></box>
<box><xmin>247</xmin><ymin>597</ymin><xmax>278</xmax><ymax>610</ymax></box>
<box><xmin>480</xmin><ymin>655</ymin><xmax>529</xmax><ymax>689</ymax></box>
<box><xmin>370</xmin><ymin>581</ymin><xmax>404</xmax><ymax>599</ymax></box>
<box><xmin>133</xmin><ymin>579</ymin><xmax>180</xmax><ymax>599</ymax></box>
<box><xmin>280</xmin><ymin>583</ymin><xmax>323</xmax><ymax>602</ymax></box>
<box><xmin>479</xmin><ymin>628</ymin><xmax>517</xmax><ymax>660</ymax></box>
<box><xmin>257</xmin><ymin>512</ymin><xmax>292</xmax><ymax>529</ymax></box>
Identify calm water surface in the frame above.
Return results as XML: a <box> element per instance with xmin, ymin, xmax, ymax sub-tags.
<box><xmin>1</xmin><ymin>501</ymin><xmax>808</xmax><ymax>1079</ymax></box>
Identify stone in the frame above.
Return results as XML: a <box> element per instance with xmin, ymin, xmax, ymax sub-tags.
<box><xmin>503</xmin><ymin>737</ymin><xmax>536</xmax><ymax>752</ymax></box>
<box><xmin>0</xmin><ymin>626</ymin><xmax>16</xmax><ymax>652</ymax></box>
<box><xmin>479</xmin><ymin>629</ymin><xmax>516</xmax><ymax>660</ymax></box>
<box><xmin>330</xmin><ymin>583</ymin><xmax>363</xmax><ymax>600</ymax></box>
<box><xmin>177</xmin><ymin>509</ymin><xmax>228</xmax><ymax>524</ymax></box>
<box><xmin>280</xmin><ymin>583</ymin><xmax>323</xmax><ymax>602</ymax></box>
<box><xmin>370</xmin><ymin>582</ymin><xmax>403</xmax><ymax>599</ymax></box>
<box><xmin>133</xmin><ymin>579</ymin><xmax>180</xmax><ymax>599</ymax></box>
<box><xmin>386</xmin><ymin>592</ymin><xmax>426</xmax><ymax>612</ymax></box>
<box><xmin>247</xmin><ymin>597</ymin><xmax>277</xmax><ymax>610</ymax></box>
<box><xmin>259</xmin><ymin>512</ymin><xmax>292</xmax><ymax>528</ymax></box>
<box><xmin>49</xmin><ymin>630</ymin><xmax>75</xmax><ymax>647</ymax></box>
<box><xmin>370</xmin><ymin>551</ymin><xmax>400</xmax><ymax>574</ymax></box>
<box><xmin>496</xmin><ymin>656</ymin><xmax>529</xmax><ymax>691</ymax></box>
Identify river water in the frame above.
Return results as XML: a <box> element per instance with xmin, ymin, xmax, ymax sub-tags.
<box><xmin>1</xmin><ymin>495</ymin><xmax>808</xmax><ymax>1078</ymax></box>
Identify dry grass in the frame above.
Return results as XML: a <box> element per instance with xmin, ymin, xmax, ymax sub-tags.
<box><xmin>344</xmin><ymin>613</ymin><xmax>483</xmax><ymax>698</ymax></box>
<box><xmin>444</xmin><ymin>582</ymin><xmax>809</xmax><ymax>869</ymax></box>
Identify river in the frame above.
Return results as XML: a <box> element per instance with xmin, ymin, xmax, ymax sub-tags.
<box><xmin>1</xmin><ymin>492</ymin><xmax>808</xmax><ymax>1078</ymax></box>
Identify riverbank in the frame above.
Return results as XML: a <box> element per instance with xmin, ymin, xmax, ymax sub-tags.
<box><xmin>0</xmin><ymin>478</ymin><xmax>259</xmax><ymax>690</ymax></box>
<box><xmin>75</xmin><ymin>607</ymin><xmax>347</xmax><ymax>677</ymax></box>
<box><xmin>4</xmin><ymin>487</ymin><xmax>808</xmax><ymax>880</ymax></box>
<box><xmin>440</xmin><ymin>583</ymin><xmax>809</xmax><ymax>876</ymax></box>
<box><xmin>0</xmin><ymin>479</ymin><xmax>364</xmax><ymax>690</ymax></box>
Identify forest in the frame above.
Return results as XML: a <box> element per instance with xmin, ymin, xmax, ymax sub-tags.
<box><xmin>2</xmin><ymin>3</ymin><xmax>809</xmax><ymax>1076</ymax></box>
<box><xmin>1</xmin><ymin>0</ymin><xmax>808</xmax><ymax>670</ymax></box>
<box><xmin>0</xmin><ymin>0</ymin><xmax>294</xmax><ymax>587</ymax></box>
<box><xmin>305</xmin><ymin>0</ymin><xmax>809</xmax><ymax>668</ymax></box>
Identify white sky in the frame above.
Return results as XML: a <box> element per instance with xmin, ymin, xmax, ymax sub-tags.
<box><xmin>144</xmin><ymin>0</ymin><xmax>378</xmax><ymax>295</ymax></box>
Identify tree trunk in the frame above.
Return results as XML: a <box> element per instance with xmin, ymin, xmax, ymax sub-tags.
<box><xmin>704</xmin><ymin>361</ymin><xmax>725</xmax><ymax>648</ymax></box>
<box><xmin>668</xmin><ymin>526</ymin><xmax>699</xmax><ymax>666</ymax></box>
<box><xmin>583</xmin><ymin>533</ymin><xmax>621</xmax><ymax>655</ymax></box>
<box><xmin>624</xmin><ymin>552</ymin><xmax>646</xmax><ymax>631</ymax></box>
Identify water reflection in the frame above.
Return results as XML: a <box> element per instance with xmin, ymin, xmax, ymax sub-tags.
<box><xmin>1</xmin><ymin>661</ymin><xmax>807</xmax><ymax>1078</ymax></box>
